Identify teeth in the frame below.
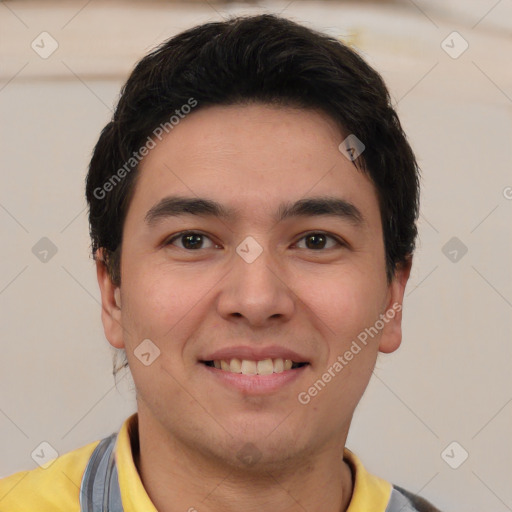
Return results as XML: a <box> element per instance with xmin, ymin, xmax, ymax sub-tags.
<box><xmin>274</xmin><ymin>358</ymin><xmax>284</xmax><ymax>372</ymax></box>
<box><xmin>257</xmin><ymin>359</ymin><xmax>274</xmax><ymax>375</ymax></box>
<box><xmin>229</xmin><ymin>358</ymin><xmax>242</xmax><ymax>373</ymax></box>
<box><xmin>210</xmin><ymin>358</ymin><xmax>302</xmax><ymax>375</ymax></box>
<box><xmin>241</xmin><ymin>360</ymin><xmax>257</xmax><ymax>375</ymax></box>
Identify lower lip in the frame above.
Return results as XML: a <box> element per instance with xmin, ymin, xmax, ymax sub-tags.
<box><xmin>199</xmin><ymin>363</ymin><xmax>308</xmax><ymax>394</ymax></box>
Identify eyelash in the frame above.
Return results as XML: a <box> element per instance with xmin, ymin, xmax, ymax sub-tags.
<box><xmin>164</xmin><ymin>230</ymin><xmax>346</xmax><ymax>251</ymax></box>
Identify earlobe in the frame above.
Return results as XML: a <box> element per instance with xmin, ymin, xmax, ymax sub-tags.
<box><xmin>378</xmin><ymin>256</ymin><xmax>413</xmax><ymax>354</ymax></box>
<box><xmin>96</xmin><ymin>248</ymin><xmax>125</xmax><ymax>349</ymax></box>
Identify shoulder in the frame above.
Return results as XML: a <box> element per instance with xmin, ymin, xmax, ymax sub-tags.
<box><xmin>0</xmin><ymin>439</ymin><xmax>100</xmax><ymax>512</ymax></box>
<box><xmin>388</xmin><ymin>485</ymin><xmax>443</xmax><ymax>512</ymax></box>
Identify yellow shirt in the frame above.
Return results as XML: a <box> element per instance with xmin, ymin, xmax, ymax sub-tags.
<box><xmin>0</xmin><ymin>413</ymin><xmax>392</xmax><ymax>511</ymax></box>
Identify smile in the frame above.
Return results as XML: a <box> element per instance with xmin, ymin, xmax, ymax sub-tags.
<box><xmin>201</xmin><ymin>358</ymin><xmax>309</xmax><ymax>376</ymax></box>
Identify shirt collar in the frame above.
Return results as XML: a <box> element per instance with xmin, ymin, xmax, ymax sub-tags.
<box><xmin>343</xmin><ymin>447</ymin><xmax>392</xmax><ymax>511</ymax></box>
<box><xmin>115</xmin><ymin>413</ymin><xmax>157</xmax><ymax>512</ymax></box>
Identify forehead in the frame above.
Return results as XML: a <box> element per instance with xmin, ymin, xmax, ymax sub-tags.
<box><xmin>126</xmin><ymin>103</ymin><xmax>381</xmax><ymax>229</ymax></box>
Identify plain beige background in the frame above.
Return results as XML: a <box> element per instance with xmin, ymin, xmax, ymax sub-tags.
<box><xmin>1</xmin><ymin>1</ymin><xmax>511</xmax><ymax>511</ymax></box>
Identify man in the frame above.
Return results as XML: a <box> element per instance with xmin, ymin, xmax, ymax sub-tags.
<box><xmin>0</xmin><ymin>13</ymin><xmax>442</xmax><ymax>512</ymax></box>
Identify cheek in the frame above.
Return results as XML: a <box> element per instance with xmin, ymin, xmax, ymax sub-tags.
<box><xmin>121</xmin><ymin>266</ymin><xmax>180</xmax><ymax>340</ymax></box>
<box><xmin>301</xmin><ymin>273</ymin><xmax>382</xmax><ymax>417</ymax></box>
<box><xmin>296</xmin><ymin>267</ymin><xmax>385</xmax><ymax>372</ymax></box>
<box><xmin>302</xmin><ymin>268</ymin><xmax>383</xmax><ymax>330</ymax></box>
<box><xmin>121</xmin><ymin>262</ymin><xmax>218</xmax><ymax>348</ymax></box>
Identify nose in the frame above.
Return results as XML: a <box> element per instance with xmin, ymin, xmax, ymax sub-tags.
<box><xmin>216</xmin><ymin>244</ymin><xmax>296</xmax><ymax>328</ymax></box>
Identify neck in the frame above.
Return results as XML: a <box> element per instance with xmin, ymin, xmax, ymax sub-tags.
<box><xmin>132</xmin><ymin>410</ymin><xmax>354</xmax><ymax>512</ymax></box>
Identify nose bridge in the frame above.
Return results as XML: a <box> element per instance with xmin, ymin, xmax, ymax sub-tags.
<box><xmin>217</xmin><ymin>237</ymin><xmax>295</xmax><ymax>325</ymax></box>
<box><xmin>235</xmin><ymin>243</ymin><xmax>278</xmax><ymax>290</ymax></box>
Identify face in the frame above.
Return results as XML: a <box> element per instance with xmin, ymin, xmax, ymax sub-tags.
<box><xmin>97</xmin><ymin>103</ymin><xmax>411</xmax><ymax>470</ymax></box>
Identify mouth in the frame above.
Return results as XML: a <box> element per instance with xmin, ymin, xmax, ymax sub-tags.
<box><xmin>200</xmin><ymin>358</ymin><xmax>310</xmax><ymax>376</ymax></box>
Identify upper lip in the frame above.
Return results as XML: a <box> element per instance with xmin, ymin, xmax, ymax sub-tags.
<box><xmin>200</xmin><ymin>345</ymin><xmax>310</xmax><ymax>363</ymax></box>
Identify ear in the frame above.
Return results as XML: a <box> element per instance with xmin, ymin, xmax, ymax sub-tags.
<box><xmin>378</xmin><ymin>255</ymin><xmax>413</xmax><ymax>354</ymax></box>
<box><xmin>96</xmin><ymin>248</ymin><xmax>125</xmax><ymax>349</ymax></box>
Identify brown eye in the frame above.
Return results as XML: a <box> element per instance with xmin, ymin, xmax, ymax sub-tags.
<box><xmin>295</xmin><ymin>232</ymin><xmax>343</xmax><ymax>250</ymax></box>
<box><xmin>166</xmin><ymin>231</ymin><xmax>216</xmax><ymax>250</ymax></box>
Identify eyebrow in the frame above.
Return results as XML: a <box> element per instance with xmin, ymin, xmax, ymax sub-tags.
<box><xmin>144</xmin><ymin>195</ymin><xmax>365</xmax><ymax>227</ymax></box>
